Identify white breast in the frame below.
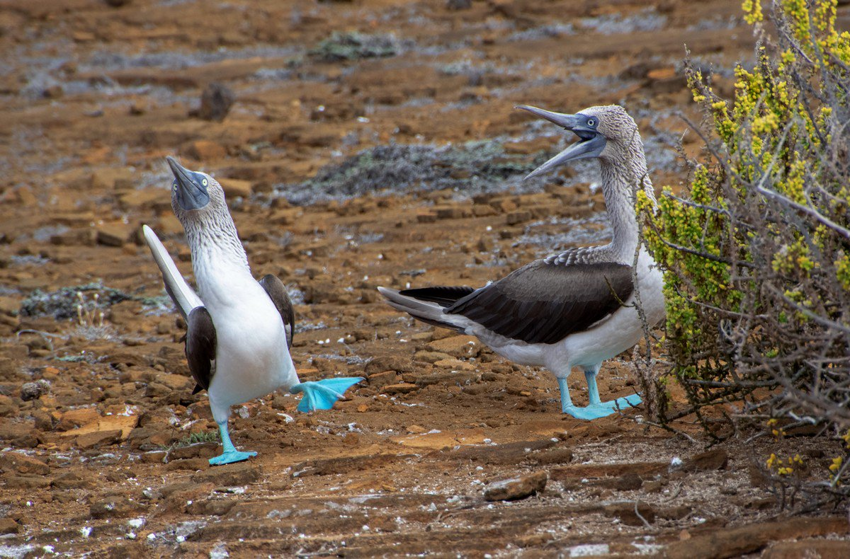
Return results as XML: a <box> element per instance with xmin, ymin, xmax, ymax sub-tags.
<box><xmin>194</xmin><ymin>247</ymin><xmax>298</xmax><ymax>416</ymax></box>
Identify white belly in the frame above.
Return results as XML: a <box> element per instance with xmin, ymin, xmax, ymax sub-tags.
<box><xmin>203</xmin><ymin>281</ymin><xmax>298</xmax><ymax>422</ymax></box>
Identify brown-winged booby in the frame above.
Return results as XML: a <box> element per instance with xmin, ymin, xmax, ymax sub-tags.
<box><xmin>379</xmin><ymin>105</ymin><xmax>665</xmax><ymax>420</ymax></box>
<box><xmin>143</xmin><ymin>157</ymin><xmax>361</xmax><ymax>465</ymax></box>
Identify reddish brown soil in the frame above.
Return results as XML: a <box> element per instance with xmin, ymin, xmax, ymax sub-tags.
<box><xmin>1</xmin><ymin>0</ymin><xmax>849</xmax><ymax>556</ymax></box>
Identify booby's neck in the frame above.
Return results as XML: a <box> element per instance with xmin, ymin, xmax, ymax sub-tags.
<box><xmin>598</xmin><ymin>146</ymin><xmax>654</xmax><ymax>264</ymax></box>
<box><xmin>183</xmin><ymin>212</ymin><xmax>253</xmax><ymax>308</ymax></box>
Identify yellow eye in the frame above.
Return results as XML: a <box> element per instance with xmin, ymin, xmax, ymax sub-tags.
<box><xmin>202</xmin><ymin>178</ymin><xmax>208</xmax><ymax>186</ymax></box>
<box><xmin>172</xmin><ymin>182</ymin><xmax>177</xmax><ymax>191</ymax></box>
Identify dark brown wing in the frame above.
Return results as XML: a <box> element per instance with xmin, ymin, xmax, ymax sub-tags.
<box><xmin>186</xmin><ymin>306</ymin><xmax>216</xmax><ymax>392</ymax></box>
<box><xmin>259</xmin><ymin>274</ymin><xmax>295</xmax><ymax>349</ymax></box>
<box><xmin>445</xmin><ymin>260</ymin><xmax>634</xmax><ymax>345</ymax></box>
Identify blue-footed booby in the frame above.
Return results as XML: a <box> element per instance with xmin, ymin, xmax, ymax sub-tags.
<box><xmin>379</xmin><ymin>105</ymin><xmax>665</xmax><ymax>420</ymax></box>
<box><xmin>144</xmin><ymin>157</ymin><xmax>361</xmax><ymax>465</ymax></box>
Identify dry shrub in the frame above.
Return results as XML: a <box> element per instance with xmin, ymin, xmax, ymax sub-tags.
<box><xmin>639</xmin><ymin>0</ymin><xmax>850</xmax><ymax>508</ymax></box>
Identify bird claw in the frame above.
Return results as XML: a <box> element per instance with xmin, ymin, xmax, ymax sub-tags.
<box><xmin>209</xmin><ymin>450</ymin><xmax>257</xmax><ymax>466</ymax></box>
<box><xmin>562</xmin><ymin>394</ymin><xmax>642</xmax><ymax>420</ymax></box>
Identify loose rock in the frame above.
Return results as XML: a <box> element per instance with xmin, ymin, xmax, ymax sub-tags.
<box><xmin>484</xmin><ymin>471</ymin><xmax>548</xmax><ymax>501</ymax></box>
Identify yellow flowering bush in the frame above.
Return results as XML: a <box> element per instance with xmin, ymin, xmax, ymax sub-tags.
<box><xmin>640</xmin><ymin>0</ymin><xmax>850</xmax><ymax>500</ymax></box>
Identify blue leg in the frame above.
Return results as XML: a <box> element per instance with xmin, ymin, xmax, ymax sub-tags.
<box><xmin>290</xmin><ymin>377</ymin><xmax>363</xmax><ymax>413</ymax></box>
<box><xmin>209</xmin><ymin>419</ymin><xmax>256</xmax><ymax>466</ymax></box>
<box><xmin>557</xmin><ymin>377</ymin><xmax>573</xmax><ymax>413</ymax></box>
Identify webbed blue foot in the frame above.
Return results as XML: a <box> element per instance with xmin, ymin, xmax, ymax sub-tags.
<box><xmin>209</xmin><ymin>419</ymin><xmax>256</xmax><ymax>467</ymax></box>
<box><xmin>562</xmin><ymin>395</ymin><xmax>641</xmax><ymax>420</ymax></box>
<box><xmin>600</xmin><ymin>393</ymin><xmax>642</xmax><ymax>410</ymax></box>
<box><xmin>209</xmin><ymin>449</ymin><xmax>256</xmax><ymax>466</ymax></box>
<box><xmin>291</xmin><ymin>377</ymin><xmax>363</xmax><ymax>412</ymax></box>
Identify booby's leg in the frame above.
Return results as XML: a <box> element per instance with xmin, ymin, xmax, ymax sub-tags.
<box><xmin>290</xmin><ymin>377</ymin><xmax>363</xmax><ymax>413</ymax></box>
<box><xmin>557</xmin><ymin>377</ymin><xmax>574</xmax><ymax>413</ymax></box>
<box><xmin>562</xmin><ymin>366</ymin><xmax>641</xmax><ymax>420</ymax></box>
<box><xmin>209</xmin><ymin>419</ymin><xmax>257</xmax><ymax>466</ymax></box>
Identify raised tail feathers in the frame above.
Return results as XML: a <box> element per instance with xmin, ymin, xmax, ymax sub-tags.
<box><xmin>142</xmin><ymin>225</ymin><xmax>203</xmax><ymax>319</ymax></box>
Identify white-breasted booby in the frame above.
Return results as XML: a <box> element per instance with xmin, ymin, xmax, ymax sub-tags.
<box><xmin>379</xmin><ymin>105</ymin><xmax>665</xmax><ymax>420</ymax></box>
<box><xmin>143</xmin><ymin>157</ymin><xmax>361</xmax><ymax>465</ymax></box>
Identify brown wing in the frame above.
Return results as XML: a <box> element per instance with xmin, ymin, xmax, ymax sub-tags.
<box><xmin>445</xmin><ymin>260</ymin><xmax>634</xmax><ymax>345</ymax></box>
<box><xmin>259</xmin><ymin>274</ymin><xmax>295</xmax><ymax>349</ymax></box>
<box><xmin>186</xmin><ymin>306</ymin><xmax>216</xmax><ymax>392</ymax></box>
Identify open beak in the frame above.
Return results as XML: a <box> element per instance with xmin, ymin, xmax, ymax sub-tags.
<box><xmin>516</xmin><ymin>105</ymin><xmax>607</xmax><ymax>180</ymax></box>
<box><xmin>167</xmin><ymin>156</ymin><xmax>210</xmax><ymax>211</ymax></box>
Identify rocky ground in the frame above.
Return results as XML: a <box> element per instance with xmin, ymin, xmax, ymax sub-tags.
<box><xmin>1</xmin><ymin>0</ymin><xmax>849</xmax><ymax>556</ymax></box>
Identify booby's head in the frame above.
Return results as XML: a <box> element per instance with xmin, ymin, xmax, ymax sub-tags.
<box><xmin>516</xmin><ymin>104</ymin><xmax>641</xmax><ymax>180</ymax></box>
<box><xmin>166</xmin><ymin>156</ymin><xmax>227</xmax><ymax>222</ymax></box>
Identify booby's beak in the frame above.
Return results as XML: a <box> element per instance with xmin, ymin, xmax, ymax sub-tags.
<box><xmin>516</xmin><ymin>105</ymin><xmax>607</xmax><ymax>180</ymax></box>
<box><xmin>167</xmin><ymin>156</ymin><xmax>211</xmax><ymax>211</ymax></box>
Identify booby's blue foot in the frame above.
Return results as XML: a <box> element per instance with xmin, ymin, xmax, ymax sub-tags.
<box><xmin>209</xmin><ymin>449</ymin><xmax>257</xmax><ymax>466</ymax></box>
<box><xmin>562</xmin><ymin>395</ymin><xmax>641</xmax><ymax>420</ymax></box>
<box><xmin>599</xmin><ymin>393</ymin><xmax>642</xmax><ymax>410</ymax></box>
<box><xmin>209</xmin><ymin>419</ymin><xmax>256</xmax><ymax>466</ymax></box>
<box><xmin>291</xmin><ymin>377</ymin><xmax>363</xmax><ymax>412</ymax></box>
<box><xmin>563</xmin><ymin>404</ymin><xmax>618</xmax><ymax>420</ymax></box>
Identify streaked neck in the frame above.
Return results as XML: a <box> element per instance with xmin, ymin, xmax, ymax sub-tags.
<box><xmin>599</xmin><ymin>150</ymin><xmax>650</xmax><ymax>264</ymax></box>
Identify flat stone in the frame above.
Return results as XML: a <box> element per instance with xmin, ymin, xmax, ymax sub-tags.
<box><xmin>76</xmin><ymin>429</ymin><xmax>123</xmax><ymax>449</ymax></box>
<box><xmin>367</xmin><ymin>370</ymin><xmax>398</xmax><ymax>388</ymax></box>
<box><xmin>5</xmin><ymin>475</ymin><xmax>52</xmax><ymax>489</ymax></box>
<box><xmin>550</xmin><ymin>461</ymin><xmax>668</xmax><ymax>480</ymax></box>
<box><xmin>532</xmin><ymin>448</ymin><xmax>574</xmax><ymax>465</ymax></box>
<box><xmin>0</xmin><ymin>452</ymin><xmax>50</xmax><ymax>475</ymax></box>
<box><xmin>51</xmin><ymin>472</ymin><xmax>92</xmax><ymax>489</ymax></box>
<box><xmin>0</xmin><ymin>517</ymin><xmax>19</xmax><ymax>535</ymax></box>
<box><xmin>118</xmin><ymin>189</ymin><xmax>164</xmax><ymax>211</ymax></box>
<box><xmin>484</xmin><ymin>471</ymin><xmax>547</xmax><ymax>501</ymax></box>
<box><xmin>665</xmin><ymin>517</ymin><xmax>849</xmax><ymax>559</ymax></box>
<box><xmin>292</xmin><ymin>454</ymin><xmax>399</xmax><ymax>477</ymax></box>
<box><xmin>435</xmin><ymin>439</ymin><xmax>557</xmax><ymax>465</ymax></box>
<box><xmin>184</xmin><ymin>140</ymin><xmax>227</xmax><ymax>161</ymax></box>
<box><xmin>413</xmin><ymin>351</ymin><xmax>452</xmax><ymax>364</ymax></box>
<box><xmin>90</xmin><ymin>495</ymin><xmax>146</xmax><ymax>519</ymax></box>
<box><xmin>364</xmin><ymin>355</ymin><xmax>415</xmax><ymax>375</ymax></box>
<box><xmin>426</xmin><ymin>335</ymin><xmax>480</xmax><ymax>358</ymax></box>
<box><xmin>433</xmin><ymin>358</ymin><xmax>476</xmax><ymax>371</ymax></box>
<box><xmin>382</xmin><ymin>383</ymin><xmax>418</xmax><ymax>395</ymax></box>
<box><xmin>602</xmin><ymin>501</ymin><xmax>656</xmax><ymax>526</ymax></box>
<box><xmin>506</xmin><ymin>210</ymin><xmax>532</xmax><ymax>225</ymax></box>
<box><xmin>763</xmin><ymin>540</ymin><xmax>850</xmax><ymax>559</ymax></box>
<box><xmin>186</xmin><ymin>498</ymin><xmax>237</xmax><ymax>516</ymax></box>
<box><xmin>683</xmin><ymin>449</ymin><xmax>728</xmax><ymax>472</ymax></box>
<box><xmin>191</xmin><ymin>462</ymin><xmax>260</xmax><ymax>485</ymax></box>
<box><xmin>169</xmin><ymin>442</ymin><xmax>219</xmax><ymax>461</ymax></box>
<box><xmin>218</xmin><ymin>178</ymin><xmax>253</xmax><ymax>199</ymax></box>
<box><xmin>166</xmin><ymin>458</ymin><xmax>210</xmax><ymax>471</ymax></box>
<box><xmin>90</xmin><ymin>168</ymin><xmax>132</xmax><ymax>190</ymax></box>
<box><xmin>97</xmin><ymin>223</ymin><xmax>135</xmax><ymax>247</ymax></box>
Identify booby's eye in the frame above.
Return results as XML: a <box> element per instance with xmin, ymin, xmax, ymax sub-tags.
<box><xmin>202</xmin><ymin>178</ymin><xmax>208</xmax><ymax>186</ymax></box>
<box><xmin>587</xmin><ymin>118</ymin><xmax>596</xmax><ymax>127</ymax></box>
<box><xmin>172</xmin><ymin>182</ymin><xmax>177</xmax><ymax>191</ymax></box>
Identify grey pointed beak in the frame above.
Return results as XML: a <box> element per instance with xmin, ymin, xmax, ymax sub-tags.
<box><xmin>516</xmin><ymin>105</ymin><xmax>582</xmax><ymax>130</ymax></box>
<box><xmin>167</xmin><ymin>156</ymin><xmax>210</xmax><ymax>211</ymax></box>
<box><xmin>516</xmin><ymin>105</ymin><xmax>607</xmax><ymax>181</ymax></box>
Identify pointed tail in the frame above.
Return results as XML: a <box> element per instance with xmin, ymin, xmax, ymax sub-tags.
<box><xmin>142</xmin><ymin>225</ymin><xmax>203</xmax><ymax>319</ymax></box>
<box><xmin>290</xmin><ymin>377</ymin><xmax>363</xmax><ymax>413</ymax></box>
<box><xmin>377</xmin><ymin>286</ymin><xmax>468</xmax><ymax>332</ymax></box>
